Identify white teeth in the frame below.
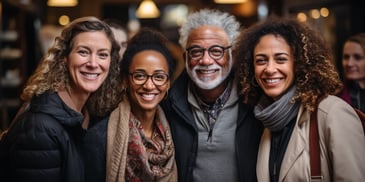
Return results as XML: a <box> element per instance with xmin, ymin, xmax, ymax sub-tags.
<box><xmin>141</xmin><ymin>93</ymin><xmax>155</xmax><ymax>98</ymax></box>
<box><xmin>83</xmin><ymin>73</ymin><xmax>98</xmax><ymax>78</ymax></box>
<box><xmin>265</xmin><ymin>78</ymin><xmax>280</xmax><ymax>83</ymax></box>
<box><xmin>199</xmin><ymin>70</ymin><xmax>215</xmax><ymax>74</ymax></box>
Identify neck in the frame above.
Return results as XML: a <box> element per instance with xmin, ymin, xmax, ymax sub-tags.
<box><xmin>356</xmin><ymin>79</ymin><xmax>365</xmax><ymax>89</ymax></box>
<box><xmin>132</xmin><ymin>107</ymin><xmax>156</xmax><ymax>139</ymax></box>
<box><xmin>58</xmin><ymin>87</ymin><xmax>88</xmax><ymax>113</ymax></box>
<box><xmin>194</xmin><ymin>80</ymin><xmax>229</xmax><ymax>103</ymax></box>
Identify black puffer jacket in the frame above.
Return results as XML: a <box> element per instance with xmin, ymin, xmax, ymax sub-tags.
<box><xmin>0</xmin><ymin>92</ymin><xmax>86</xmax><ymax>182</ymax></box>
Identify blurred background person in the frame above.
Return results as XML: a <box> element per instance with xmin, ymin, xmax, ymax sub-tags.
<box><xmin>104</xmin><ymin>18</ymin><xmax>129</xmax><ymax>60</ymax></box>
<box><xmin>338</xmin><ymin>33</ymin><xmax>365</xmax><ymax>112</ymax></box>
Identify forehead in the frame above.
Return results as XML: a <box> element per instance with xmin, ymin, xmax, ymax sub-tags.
<box><xmin>186</xmin><ymin>25</ymin><xmax>229</xmax><ymax>47</ymax></box>
<box><xmin>255</xmin><ymin>34</ymin><xmax>290</xmax><ymax>51</ymax></box>
<box><xmin>344</xmin><ymin>41</ymin><xmax>364</xmax><ymax>54</ymax></box>
<box><xmin>72</xmin><ymin>31</ymin><xmax>111</xmax><ymax>48</ymax></box>
<box><xmin>130</xmin><ymin>50</ymin><xmax>169</xmax><ymax>71</ymax></box>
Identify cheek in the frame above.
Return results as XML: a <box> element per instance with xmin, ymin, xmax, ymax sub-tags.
<box><xmin>159</xmin><ymin>85</ymin><xmax>169</xmax><ymax>93</ymax></box>
<box><xmin>254</xmin><ymin>66</ymin><xmax>262</xmax><ymax>78</ymax></box>
<box><xmin>187</xmin><ymin>61</ymin><xmax>197</xmax><ymax>70</ymax></box>
<box><xmin>359</xmin><ymin>61</ymin><xmax>365</xmax><ymax>70</ymax></box>
<box><xmin>101</xmin><ymin>60</ymin><xmax>111</xmax><ymax>71</ymax></box>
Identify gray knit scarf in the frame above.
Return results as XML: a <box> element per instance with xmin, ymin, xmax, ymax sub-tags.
<box><xmin>254</xmin><ymin>86</ymin><xmax>300</xmax><ymax>132</ymax></box>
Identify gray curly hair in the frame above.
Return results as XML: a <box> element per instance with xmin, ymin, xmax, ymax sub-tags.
<box><xmin>178</xmin><ymin>8</ymin><xmax>241</xmax><ymax>49</ymax></box>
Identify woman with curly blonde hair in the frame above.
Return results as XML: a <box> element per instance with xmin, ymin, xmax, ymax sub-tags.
<box><xmin>0</xmin><ymin>16</ymin><xmax>122</xmax><ymax>182</ymax></box>
<box><xmin>234</xmin><ymin>17</ymin><xmax>365</xmax><ymax>181</ymax></box>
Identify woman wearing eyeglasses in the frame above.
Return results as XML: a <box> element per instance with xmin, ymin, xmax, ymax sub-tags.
<box><xmin>84</xmin><ymin>27</ymin><xmax>177</xmax><ymax>182</ymax></box>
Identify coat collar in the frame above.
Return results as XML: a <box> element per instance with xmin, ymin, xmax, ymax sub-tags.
<box><xmin>257</xmin><ymin>105</ymin><xmax>310</xmax><ymax>181</ymax></box>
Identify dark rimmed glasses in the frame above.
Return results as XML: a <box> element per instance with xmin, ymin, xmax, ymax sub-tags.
<box><xmin>129</xmin><ymin>72</ymin><xmax>169</xmax><ymax>86</ymax></box>
<box><xmin>186</xmin><ymin>45</ymin><xmax>232</xmax><ymax>61</ymax></box>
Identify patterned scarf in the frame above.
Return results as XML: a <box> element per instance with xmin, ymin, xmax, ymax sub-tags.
<box><xmin>125</xmin><ymin>111</ymin><xmax>174</xmax><ymax>182</ymax></box>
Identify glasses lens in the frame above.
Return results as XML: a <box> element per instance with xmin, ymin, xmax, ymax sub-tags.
<box><xmin>132</xmin><ymin>72</ymin><xmax>147</xmax><ymax>85</ymax></box>
<box><xmin>152</xmin><ymin>73</ymin><xmax>168</xmax><ymax>86</ymax></box>
<box><xmin>209</xmin><ymin>46</ymin><xmax>224</xmax><ymax>59</ymax></box>
<box><xmin>188</xmin><ymin>47</ymin><xmax>204</xmax><ymax>60</ymax></box>
<box><xmin>131</xmin><ymin>72</ymin><xmax>168</xmax><ymax>86</ymax></box>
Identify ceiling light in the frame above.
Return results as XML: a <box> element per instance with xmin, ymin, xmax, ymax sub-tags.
<box><xmin>214</xmin><ymin>0</ymin><xmax>247</xmax><ymax>4</ymax></box>
<box><xmin>136</xmin><ymin>0</ymin><xmax>160</xmax><ymax>19</ymax></box>
<box><xmin>47</xmin><ymin>0</ymin><xmax>78</xmax><ymax>7</ymax></box>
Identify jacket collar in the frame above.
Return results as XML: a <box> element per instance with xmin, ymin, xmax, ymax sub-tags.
<box><xmin>30</xmin><ymin>91</ymin><xmax>85</xmax><ymax>127</ymax></box>
<box><xmin>169</xmin><ymin>72</ymin><xmax>248</xmax><ymax>129</ymax></box>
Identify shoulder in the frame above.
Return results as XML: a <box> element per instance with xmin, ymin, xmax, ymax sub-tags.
<box><xmin>318</xmin><ymin>95</ymin><xmax>353</xmax><ymax>114</ymax></box>
<box><xmin>317</xmin><ymin>95</ymin><xmax>363</xmax><ymax>134</ymax></box>
<box><xmin>2</xmin><ymin>108</ymin><xmax>69</xmax><ymax>150</ymax></box>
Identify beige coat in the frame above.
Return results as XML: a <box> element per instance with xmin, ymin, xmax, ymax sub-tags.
<box><xmin>257</xmin><ymin>95</ymin><xmax>365</xmax><ymax>182</ymax></box>
<box><xmin>106</xmin><ymin>99</ymin><xmax>178</xmax><ymax>182</ymax></box>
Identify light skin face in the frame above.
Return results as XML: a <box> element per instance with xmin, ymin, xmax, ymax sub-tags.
<box><xmin>185</xmin><ymin>25</ymin><xmax>232</xmax><ymax>91</ymax></box>
<box><xmin>111</xmin><ymin>27</ymin><xmax>128</xmax><ymax>59</ymax></box>
<box><xmin>254</xmin><ymin>34</ymin><xmax>295</xmax><ymax>100</ymax></box>
<box><xmin>342</xmin><ymin>41</ymin><xmax>365</xmax><ymax>88</ymax></box>
<box><xmin>66</xmin><ymin>31</ymin><xmax>111</xmax><ymax>99</ymax></box>
<box><xmin>127</xmin><ymin>50</ymin><xmax>170</xmax><ymax>116</ymax></box>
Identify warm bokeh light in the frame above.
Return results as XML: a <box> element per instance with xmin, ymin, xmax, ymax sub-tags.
<box><xmin>136</xmin><ymin>0</ymin><xmax>160</xmax><ymax>19</ymax></box>
<box><xmin>320</xmin><ymin>7</ymin><xmax>329</xmax><ymax>17</ymax></box>
<box><xmin>58</xmin><ymin>15</ymin><xmax>70</xmax><ymax>26</ymax></box>
<box><xmin>297</xmin><ymin>12</ymin><xmax>307</xmax><ymax>22</ymax></box>
<box><xmin>214</xmin><ymin>0</ymin><xmax>247</xmax><ymax>3</ymax></box>
<box><xmin>310</xmin><ymin>9</ymin><xmax>320</xmax><ymax>19</ymax></box>
<box><xmin>233</xmin><ymin>1</ymin><xmax>257</xmax><ymax>17</ymax></box>
<box><xmin>47</xmin><ymin>0</ymin><xmax>78</xmax><ymax>7</ymax></box>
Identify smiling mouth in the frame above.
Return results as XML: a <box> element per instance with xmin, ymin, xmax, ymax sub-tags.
<box><xmin>140</xmin><ymin>93</ymin><xmax>159</xmax><ymax>101</ymax></box>
<box><xmin>81</xmin><ymin>72</ymin><xmax>99</xmax><ymax>79</ymax></box>
<box><xmin>263</xmin><ymin>78</ymin><xmax>282</xmax><ymax>84</ymax></box>
<box><xmin>197</xmin><ymin>69</ymin><xmax>218</xmax><ymax>74</ymax></box>
<box><xmin>141</xmin><ymin>93</ymin><xmax>157</xmax><ymax>97</ymax></box>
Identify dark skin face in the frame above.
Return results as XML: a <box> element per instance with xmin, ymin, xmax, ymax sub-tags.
<box><xmin>186</xmin><ymin>25</ymin><xmax>232</xmax><ymax>103</ymax></box>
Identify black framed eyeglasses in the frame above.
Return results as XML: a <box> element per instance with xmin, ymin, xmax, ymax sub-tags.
<box><xmin>186</xmin><ymin>45</ymin><xmax>232</xmax><ymax>61</ymax></box>
<box><xmin>129</xmin><ymin>72</ymin><xmax>169</xmax><ymax>86</ymax></box>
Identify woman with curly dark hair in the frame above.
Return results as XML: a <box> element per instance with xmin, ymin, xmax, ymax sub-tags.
<box><xmin>234</xmin><ymin>17</ymin><xmax>365</xmax><ymax>181</ymax></box>
<box><xmin>83</xmin><ymin>27</ymin><xmax>177</xmax><ymax>182</ymax></box>
<box><xmin>0</xmin><ymin>16</ymin><xmax>122</xmax><ymax>182</ymax></box>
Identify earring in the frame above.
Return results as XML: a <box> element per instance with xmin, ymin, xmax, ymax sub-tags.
<box><xmin>164</xmin><ymin>89</ymin><xmax>169</xmax><ymax>100</ymax></box>
<box><xmin>122</xmin><ymin>87</ymin><xmax>128</xmax><ymax>95</ymax></box>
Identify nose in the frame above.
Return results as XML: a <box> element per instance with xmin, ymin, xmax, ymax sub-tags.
<box><xmin>199</xmin><ymin>50</ymin><xmax>214</xmax><ymax>65</ymax></box>
<box><xmin>86</xmin><ymin>55</ymin><xmax>98</xmax><ymax>68</ymax></box>
<box><xmin>264</xmin><ymin>60</ymin><xmax>277</xmax><ymax>74</ymax></box>
<box><xmin>347</xmin><ymin>56</ymin><xmax>357</xmax><ymax>66</ymax></box>
<box><xmin>142</xmin><ymin>76</ymin><xmax>156</xmax><ymax>89</ymax></box>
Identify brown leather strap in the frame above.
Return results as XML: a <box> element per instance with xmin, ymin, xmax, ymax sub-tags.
<box><xmin>309</xmin><ymin>95</ymin><xmax>328</xmax><ymax>178</ymax></box>
<box><xmin>309</xmin><ymin>103</ymin><xmax>321</xmax><ymax>177</ymax></box>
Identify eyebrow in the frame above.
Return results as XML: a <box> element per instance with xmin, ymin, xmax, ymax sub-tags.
<box><xmin>132</xmin><ymin>69</ymin><xmax>167</xmax><ymax>73</ymax></box>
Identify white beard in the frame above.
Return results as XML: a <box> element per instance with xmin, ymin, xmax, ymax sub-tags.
<box><xmin>186</xmin><ymin>56</ymin><xmax>232</xmax><ymax>90</ymax></box>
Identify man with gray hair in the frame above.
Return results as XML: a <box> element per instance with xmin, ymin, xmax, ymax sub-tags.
<box><xmin>162</xmin><ymin>9</ymin><xmax>263</xmax><ymax>182</ymax></box>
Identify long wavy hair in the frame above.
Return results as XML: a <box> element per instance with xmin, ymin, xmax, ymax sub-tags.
<box><xmin>234</xmin><ymin>17</ymin><xmax>342</xmax><ymax>111</ymax></box>
<box><xmin>21</xmin><ymin>16</ymin><xmax>122</xmax><ymax>117</ymax></box>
